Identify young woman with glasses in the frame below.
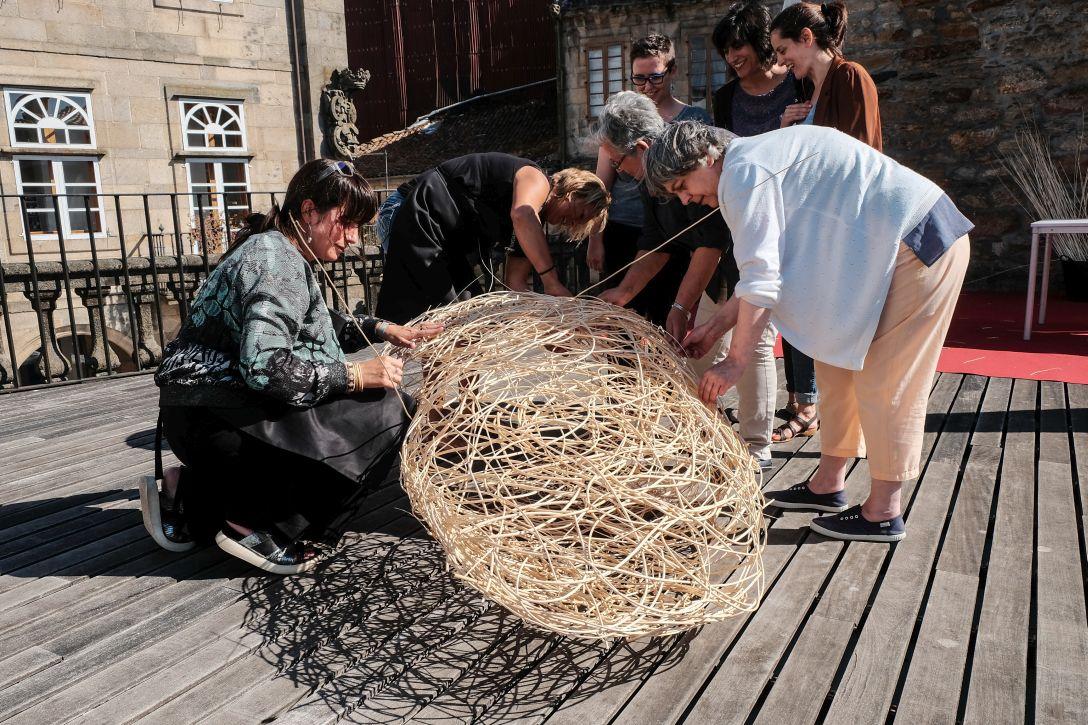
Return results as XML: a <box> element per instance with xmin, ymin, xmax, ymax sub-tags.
<box><xmin>144</xmin><ymin>158</ymin><xmax>442</xmax><ymax>575</ymax></box>
<box><xmin>587</xmin><ymin>34</ymin><xmax>712</xmax><ymax>327</ymax></box>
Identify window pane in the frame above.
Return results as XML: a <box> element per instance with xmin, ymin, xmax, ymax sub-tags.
<box><xmin>27</xmin><ymin>210</ymin><xmax>59</xmax><ymax>235</ymax></box>
<box><xmin>18</xmin><ymin>159</ymin><xmax>54</xmax><ymax>185</ymax></box>
<box><xmin>24</xmin><ymin>195</ymin><xmax>57</xmax><ymax>213</ymax></box>
<box><xmin>224</xmin><ymin>192</ymin><xmax>250</xmax><ymax>211</ymax></box>
<box><xmin>589</xmin><ymin>93</ymin><xmax>605</xmax><ymax>107</ymax></box>
<box><xmin>14</xmin><ymin>127</ymin><xmax>38</xmax><ymax>143</ymax></box>
<box><xmin>68</xmin><ymin>129</ymin><xmax>92</xmax><ymax>145</ymax></box>
<box><xmin>608</xmin><ymin>44</ymin><xmax>622</xmax><ymax>58</ymax></box>
<box><xmin>191</xmin><ymin>192</ymin><xmax>218</xmax><ymax>212</ymax></box>
<box><xmin>223</xmin><ymin>133</ymin><xmax>243</xmax><ymax>148</ymax></box>
<box><xmin>189</xmin><ymin>161</ymin><xmax>214</xmax><ymax>185</ymax></box>
<box><xmin>68</xmin><ymin>209</ymin><xmax>102</xmax><ymax>234</ymax></box>
<box><xmin>221</xmin><ymin>162</ymin><xmax>247</xmax><ymax>184</ymax></box>
<box><xmin>61</xmin><ymin>160</ymin><xmax>98</xmax><ymax>184</ymax></box>
<box><xmin>41</xmin><ymin>127</ymin><xmax>66</xmax><ymax>144</ymax></box>
<box><xmin>589</xmin><ymin>81</ymin><xmax>604</xmax><ymax>95</ymax></box>
<box><xmin>608</xmin><ymin>80</ymin><xmax>622</xmax><ymax>94</ymax></box>
<box><xmin>187</xmin><ymin>132</ymin><xmax>204</xmax><ymax>148</ymax></box>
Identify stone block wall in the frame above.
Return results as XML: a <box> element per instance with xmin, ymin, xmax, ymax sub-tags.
<box><xmin>561</xmin><ymin>0</ymin><xmax>1088</xmax><ymax>291</ymax></box>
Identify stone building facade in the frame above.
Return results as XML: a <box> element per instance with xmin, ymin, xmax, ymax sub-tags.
<box><xmin>558</xmin><ymin>0</ymin><xmax>1088</xmax><ymax>291</ymax></box>
<box><xmin>0</xmin><ymin>0</ymin><xmax>352</xmax><ymax>386</ymax></box>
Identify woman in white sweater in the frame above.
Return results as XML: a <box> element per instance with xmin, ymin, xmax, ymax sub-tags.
<box><xmin>644</xmin><ymin>121</ymin><xmax>972</xmax><ymax>542</ymax></box>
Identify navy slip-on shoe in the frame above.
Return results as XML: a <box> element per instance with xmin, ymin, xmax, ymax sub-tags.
<box><xmin>809</xmin><ymin>505</ymin><xmax>906</xmax><ymax>543</ymax></box>
<box><xmin>764</xmin><ymin>482</ymin><xmax>848</xmax><ymax>513</ymax></box>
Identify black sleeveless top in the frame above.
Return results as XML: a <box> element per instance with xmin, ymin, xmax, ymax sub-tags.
<box><xmin>398</xmin><ymin>152</ymin><xmax>543</xmax><ymax>253</ymax></box>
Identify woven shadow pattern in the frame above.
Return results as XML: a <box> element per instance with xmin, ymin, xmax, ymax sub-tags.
<box><xmin>396</xmin><ymin>292</ymin><xmax>767</xmax><ymax>639</ymax></box>
<box><xmin>238</xmin><ymin>527</ymin><xmax>687</xmax><ymax>722</ymax></box>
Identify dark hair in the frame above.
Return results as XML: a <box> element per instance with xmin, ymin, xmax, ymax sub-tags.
<box><xmin>713</xmin><ymin>1</ymin><xmax>776</xmax><ymax>70</ymax></box>
<box><xmin>230</xmin><ymin>158</ymin><xmax>378</xmax><ymax>251</ymax></box>
<box><xmin>630</xmin><ymin>34</ymin><xmax>675</xmax><ymax>63</ymax></box>
<box><xmin>770</xmin><ymin>1</ymin><xmax>848</xmax><ymax>56</ymax></box>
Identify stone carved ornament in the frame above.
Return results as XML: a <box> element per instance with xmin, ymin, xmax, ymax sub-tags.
<box><xmin>321</xmin><ymin>68</ymin><xmax>371</xmax><ymax>160</ymax></box>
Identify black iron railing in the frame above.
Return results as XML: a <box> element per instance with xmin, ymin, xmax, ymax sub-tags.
<box><xmin>0</xmin><ymin>190</ymin><xmax>591</xmax><ymax>392</ymax></box>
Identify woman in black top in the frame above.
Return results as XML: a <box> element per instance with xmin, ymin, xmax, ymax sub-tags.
<box><xmin>376</xmin><ymin>153</ymin><xmax>610</xmax><ymax>324</ymax></box>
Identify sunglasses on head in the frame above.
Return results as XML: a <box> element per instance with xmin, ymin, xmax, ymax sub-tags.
<box><xmin>315</xmin><ymin>159</ymin><xmax>363</xmax><ymax>184</ymax></box>
<box><xmin>632</xmin><ymin>60</ymin><xmax>675</xmax><ymax>87</ymax></box>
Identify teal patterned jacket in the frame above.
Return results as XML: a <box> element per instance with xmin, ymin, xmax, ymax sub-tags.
<box><xmin>156</xmin><ymin>231</ymin><xmax>378</xmax><ymax>408</ymax></box>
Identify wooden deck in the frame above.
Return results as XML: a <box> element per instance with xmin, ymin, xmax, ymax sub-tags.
<box><xmin>0</xmin><ymin>371</ymin><xmax>1086</xmax><ymax>723</ymax></box>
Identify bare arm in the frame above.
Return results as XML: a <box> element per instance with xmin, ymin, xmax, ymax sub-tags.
<box><xmin>697</xmin><ymin>298</ymin><xmax>772</xmax><ymax>404</ymax></box>
<box><xmin>511</xmin><ymin>166</ymin><xmax>568</xmax><ymax>296</ymax></box>
<box><xmin>665</xmin><ymin>246</ymin><xmax>723</xmax><ymax>343</ymax></box>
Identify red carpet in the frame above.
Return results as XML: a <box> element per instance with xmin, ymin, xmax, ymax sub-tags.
<box><xmin>772</xmin><ymin>292</ymin><xmax>1088</xmax><ymax>384</ymax></box>
<box><xmin>937</xmin><ymin>292</ymin><xmax>1088</xmax><ymax>384</ymax></box>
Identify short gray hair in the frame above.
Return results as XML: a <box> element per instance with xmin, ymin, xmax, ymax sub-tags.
<box><xmin>594</xmin><ymin>91</ymin><xmax>667</xmax><ymax>152</ymax></box>
<box><xmin>643</xmin><ymin>121</ymin><xmax>738</xmax><ymax>196</ymax></box>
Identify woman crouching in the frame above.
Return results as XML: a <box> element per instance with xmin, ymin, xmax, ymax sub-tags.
<box><xmin>142</xmin><ymin>159</ymin><xmax>441</xmax><ymax>574</ymax></box>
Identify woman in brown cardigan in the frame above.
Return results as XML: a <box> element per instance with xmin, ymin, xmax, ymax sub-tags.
<box><xmin>762</xmin><ymin>0</ymin><xmax>882</xmax><ymax>445</ymax></box>
<box><xmin>771</xmin><ymin>1</ymin><xmax>881</xmax><ymax>148</ymax></box>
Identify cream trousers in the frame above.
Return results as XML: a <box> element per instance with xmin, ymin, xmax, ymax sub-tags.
<box><xmin>691</xmin><ymin>292</ymin><xmax>778</xmax><ymax>458</ymax></box>
<box><xmin>816</xmin><ymin>236</ymin><xmax>970</xmax><ymax>481</ymax></box>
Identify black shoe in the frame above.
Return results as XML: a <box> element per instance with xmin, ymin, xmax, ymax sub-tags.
<box><xmin>809</xmin><ymin>505</ymin><xmax>906</xmax><ymax>542</ymax></box>
<box><xmin>215</xmin><ymin>526</ymin><xmax>321</xmax><ymax>575</ymax></box>
<box><xmin>139</xmin><ymin>475</ymin><xmax>196</xmax><ymax>552</ymax></box>
<box><xmin>765</xmin><ymin>482</ymin><xmax>848</xmax><ymax>513</ymax></box>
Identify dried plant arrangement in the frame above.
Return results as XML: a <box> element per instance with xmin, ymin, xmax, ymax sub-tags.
<box><xmin>392</xmin><ymin>291</ymin><xmax>766</xmax><ymax>640</ymax></box>
<box><xmin>1000</xmin><ymin>124</ymin><xmax>1088</xmax><ymax>262</ymax></box>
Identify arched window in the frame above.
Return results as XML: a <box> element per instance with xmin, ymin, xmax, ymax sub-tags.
<box><xmin>180</xmin><ymin>99</ymin><xmax>246</xmax><ymax>151</ymax></box>
<box><xmin>4</xmin><ymin>90</ymin><xmax>95</xmax><ymax>148</ymax></box>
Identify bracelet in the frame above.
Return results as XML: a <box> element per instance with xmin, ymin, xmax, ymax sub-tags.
<box><xmin>375</xmin><ymin>320</ymin><xmax>390</xmax><ymax>340</ymax></box>
<box><xmin>346</xmin><ymin>362</ymin><xmax>358</xmax><ymax>393</ymax></box>
<box><xmin>671</xmin><ymin>301</ymin><xmax>691</xmax><ymax>319</ymax></box>
<box><xmin>535</xmin><ymin>264</ymin><xmax>556</xmax><ymax>277</ymax></box>
<box><xmin>353</xmin><ymin>361</ymin><xmax>364</xmax><ymax>391</ymax></box>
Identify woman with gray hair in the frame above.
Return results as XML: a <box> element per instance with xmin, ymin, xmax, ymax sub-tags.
<box><xmin>594</xmin><ymin>91</ymin><xmax>778</xmax><ymax>471</ymax></box>
<box><xmin>645</xmin><ymin>121</ymin><xmax>972</xmax><ymax>543</ymax></box>
<box><xmin>583</xmin><ymin>35</ymin><xmax>711</xmax><ymax>327</ymax></box>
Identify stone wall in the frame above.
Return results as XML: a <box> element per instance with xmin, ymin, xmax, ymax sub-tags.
<box><xmin>561</xmin><ymin>0</ymin><xmax>1088</xmax><ymax>291</ymax></box>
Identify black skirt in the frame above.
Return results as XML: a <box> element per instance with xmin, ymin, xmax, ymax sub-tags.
<box><xmin>161</xmin><ymin>387</ymin><xmax>415</xmax><ymax>543</ymax></box>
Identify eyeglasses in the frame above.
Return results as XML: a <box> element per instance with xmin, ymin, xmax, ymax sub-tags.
<box><xmin>609</xmin><ymin>150</ymin><xmax>628</xmax><ymax>172</ymax></box>
<box><xmin>315</xmin><ymin>159</ymin><xmax>363</xmax><ymax>184</ymax></box>
<box><xmin>632</xmin><ymin>60</ymin><xmax>675</xmax><ymax>87</ymax></box>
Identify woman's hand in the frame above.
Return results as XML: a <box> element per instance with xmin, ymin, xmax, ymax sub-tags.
<box><xmin>681</xmin><ymin>321</ymin><xmax>721</xmax><ymax>359</ymax></box>
<box><xmin>382</xmin><ymin>321</ymin><xmax>444</xmax><ymax>349</ymax></box>
<box><xmin>598</xmin><ymin>287</ymin><xmax>629</xmax><ymax>307</ymax></box>
<box><xmin>665</xmin><ymin>307</ymin><xmax>690</xmax><ymax>348</ymax></box>
<box><xmin>354</xmin><ymin>356</ymin><xmax>404</xmax><ymax>390</ymax></box>
<box><xmin>543</xmin><ymin>277</ymin><xmax>573</xmax><ymax>297</ymax></box>
<box><xmin>698</xmin><ymin>357</ymin><xmax>746</xmax><ymax>405</ymax></box>
<box><xmin>587</xmin><ymin>234</ymin><xmax>605</xmax><ymax>272</ymax></box>
<box><xmin>780</xmin><ymin>102</ymin><xmax>812</xmax><ymax>128</ymax></box>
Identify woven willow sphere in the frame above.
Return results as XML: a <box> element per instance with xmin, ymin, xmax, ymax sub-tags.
<box><xmin>395</xmin><ymin>292</ymin><xmax>766</xmax><ymax>640</ymax></box>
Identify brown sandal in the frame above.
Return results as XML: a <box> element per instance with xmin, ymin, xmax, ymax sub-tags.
<box><xmin>772</xmin><ymin>413</ymin><xmax>819</xmax><ymax>443</ymax></box>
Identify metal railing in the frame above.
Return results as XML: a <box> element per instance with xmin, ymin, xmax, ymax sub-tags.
<box><xmin>0</xmin><ymin>190</ymin><xmax>590</xmax><ymax>393</ymax></box>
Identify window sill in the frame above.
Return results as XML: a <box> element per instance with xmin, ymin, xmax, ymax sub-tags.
<box><xmin>152</xmin><ymin>0</ymin><xmax>243</xmax><ymax>18</ymax></box>
<box><xmin>1</xmin><ymin>147</ymin><xmax>105</xmax><ymax>158</ymax></box>
<box><xmin>173</xmin><ymin>151</ymin><xmax>254</xmax><ymax>161</ymax></box>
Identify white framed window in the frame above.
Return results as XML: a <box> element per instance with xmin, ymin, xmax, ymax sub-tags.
<box><xmin>185</xmin><ymin>159</ymin><xmax>251</xmax><ymax>252</ymax></box>
<box><xmin>179</xmin><ymin>99</ymin><xmax>247</xmax><ymax>152</ymax></box>
<box><xmin>12</xmin><ymin>156</ymin><xmax>104</xmax><ymax>239</ymax></box>
<box><xmin>587</xmin><ymin>43</ymin><xmax>624</xmax><ymax>118</ymax></box>
<box><xmin>4</xmin><ymin>89</ymin><xmax>96</xmax><ymax>149</ymax></box>
<box><xmin>688</xmin><ymin>36</ymin><xmax>728</xmax><ymax>113</ymax></box>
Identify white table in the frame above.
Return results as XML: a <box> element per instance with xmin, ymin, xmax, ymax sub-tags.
<box><xmin>1024</xmin><ymin>219</ymin><xmax>1088</xmax><ymax>340</ymax></box>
